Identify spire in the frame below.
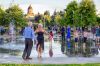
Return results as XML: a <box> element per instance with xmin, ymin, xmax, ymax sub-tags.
<box><xmin>28</xmin><ymin>5</ymin><xmax>32</xmax><ymax>10</ymax></box>
<box><xmin>26</xmin><ymin>5</ymin><xmax>34</xmax><ymax>18</ymax></box>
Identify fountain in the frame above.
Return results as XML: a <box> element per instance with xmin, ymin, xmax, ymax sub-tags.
<box><xmin>9</xmin><ymin>20</ymin><xmax>16</xmax><ymax>43</ymax></box>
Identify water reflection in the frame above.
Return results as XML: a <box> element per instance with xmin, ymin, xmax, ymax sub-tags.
<box><xmin>0</xmin><ymin>35</ymin><xmax>99</xmax><ymax>57</ymax></box>
<box><xmin>61</xmin><ymin>37</ymin><xmax>99</xmax><ymax>57</ymax></box>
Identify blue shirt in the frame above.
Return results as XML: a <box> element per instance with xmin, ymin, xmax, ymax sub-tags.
<box><xmin>23</xmin><ymin>26</ymin><xmax>36</xmax><ymax>40</ymax></box>
<box><xmin>66</xmin><ymin>27</ymin><xmax>71</xmax><ymax>38</ymax></box>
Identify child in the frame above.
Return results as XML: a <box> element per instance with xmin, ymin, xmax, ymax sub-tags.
<box><xmin>49</xmin><ymin>31</ymin><xmax>53</xmax><ymax>43</ymax></box>
<box><xmin>49</xmin><ymin>31</ymin><xmax>53</xmax><ymax>57</ymax></box>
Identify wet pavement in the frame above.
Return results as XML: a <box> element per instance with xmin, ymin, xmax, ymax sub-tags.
<box><xmin>0</xmin><ymin>40</ymin><xmax>100</xmax><ymax>64</ymax></box>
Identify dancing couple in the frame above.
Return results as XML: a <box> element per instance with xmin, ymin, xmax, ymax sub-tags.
<box><xmin>22</xmin><ymin>21</ymin><xmax>53</xmax><ymax>60</ymax></box>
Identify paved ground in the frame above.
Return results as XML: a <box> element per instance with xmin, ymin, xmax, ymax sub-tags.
<box><xmin>0</xmin><ymin>41</ymin><xmax>100</xmax><ymax>64</ymax></box>
<box><xmin>0</xmin><ymin>55</ymin><xmax>100</xmax><ymax>64</ymax></box>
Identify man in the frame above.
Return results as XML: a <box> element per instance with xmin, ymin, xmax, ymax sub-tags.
<box><xmin>61</xmin><ymin>26</ymin><xmax>65</xmax><ymax>53</ymax></box>
<box><xmin>22</xmin><ymin>21</ymin><xmax>36</xmax><ymax>60</ymax></box>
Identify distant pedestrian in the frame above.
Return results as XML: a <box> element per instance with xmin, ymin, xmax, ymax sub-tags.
<box><xmin>74</xmin><ymin>29</ymin><xmax>79</xmax><ymax>54</ymax></box>
<box><xmin>66</xmin><ymin>26</ymin><xmax>71</xmax><ymax>41</ymax></box>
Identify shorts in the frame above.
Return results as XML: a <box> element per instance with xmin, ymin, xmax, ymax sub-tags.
<box><xmin>75</xmin><ymin>38</ymin><xmax>78</xmax><ymax>42</ymax></box>
<box><xmin>84</xmin><ymin>37</ymin><xmax>87</xmax><ymax>43</ymax></box>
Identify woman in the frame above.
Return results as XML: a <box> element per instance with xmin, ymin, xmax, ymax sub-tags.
<box><xmin>35</xmin><ymin>23</ymin><xmax>47</xmax><ymax>58</ymax></box>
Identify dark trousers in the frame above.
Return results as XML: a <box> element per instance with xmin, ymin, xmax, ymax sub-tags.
<box><xmin>22</xmin><ymin>38</ymin><xmax>33</xmax><ymax>58</ymax></box>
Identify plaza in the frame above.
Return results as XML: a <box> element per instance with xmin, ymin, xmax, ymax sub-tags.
<box><xmin>0</xmin><ymin>0</ymin><xmax>100</xmax><ymax>65</ymax></box>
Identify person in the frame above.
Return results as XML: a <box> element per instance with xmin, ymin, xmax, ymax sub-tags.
<box><xmin>20</xmin><ymin>27</ymin><xmax>25</xmax><ymax>35</ymax></box>
<box><xmin>35</xmin><ymin>23</ymin><xmax>47</xmax><ymax>58</ymax></box>
<box><xmin>49</xmin><ymin>31</ymin><xmax>53</xmax><ymax>43</ymax></box>
<box><xmin>74</xmin><ymin>29</ymin><xmax>79</xmax><ymax>54</ymax></box>
<box><xmin>66</xmin><ymin>26</ymin><xmax>71</xmax><ymax>41</ymax></box>
<box><xmin>83</xmin><ymin>30</ymin><xmax>88</xmax><ymax>43</ymax></box>
<box><xmin>61</xmin><ymin>26</ymin><xmax>66</xmax><ymax>53</ymax></box>
<box><xmin>61</xmin><ymin>26</ymin><xmax>65</xmax><ymax>41</ymax></box>
<box><xmin>49</xmin><ymin>31</ymin><xmax>53</xmax><ymax>57</ymax></box>
<box><xmin>95</xmin><ymin>26</ymin><xmax>100</xmax><ymax>49</ymax></box>
<box><xmin>83</xmin><ymin>29</ymin><xmax>88</xmax><ymax>53</ymax></box>
<box><xmin>91</xmin><ymin>27</ymin><xmax>96</xmax><ymax>39</ymax></box>
<box><xmin>22</xmin><ymin>21</ymin><xmax>36</xmax><ymax>60</ymax></box>
<box><xmin>74</xmin><ymin>29</ymin><xmax>79</xmax><ymax>43</ymax></box>
<box><xmin>96</xmin><ymin>26</ymin><xmax>100</xmax><ymax>43</ymax></box>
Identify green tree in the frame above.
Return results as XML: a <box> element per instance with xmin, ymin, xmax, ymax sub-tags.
<box><xmin>96</xmin><ymin>16</ymin><xmax>100</xmax><ymax>25</ymax></box>
<box><xmin>6</xmin><ymin>5</ymin><xmax>26</xmax><ymax>28</ymax></box>
<box><xmin>79</xmin><ymin>0</ymin><xmax>96</xmax><ymax>27</ymax></box>
<box><xmin>54</xmin><ymin>12</ymin><xmax>62</xmax><ymax>25</ymax></box>
<box><xmin>44</xmin><ymin>11</ymin><xmax>51</xmax><ymax>26</ymax></box>
<box><xmin>0</xmin><ymin>7</ymin><xmax>7</xmax><ymax>26</ymax></box>
<box><xmin>65</xmin><ymin>0</ymin><xmax>78</xmax><ymax>27</ymax></box>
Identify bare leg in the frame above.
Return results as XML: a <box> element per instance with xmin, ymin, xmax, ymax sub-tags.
<box><xmin>39</xmin><ymin>46</ymin><xmax>43</xmax><ymax>58</ymax></box>
<box><xmin>37</xmin><ymin>44</ymin><xmax>41</xmax><ymax>58</ymax></box>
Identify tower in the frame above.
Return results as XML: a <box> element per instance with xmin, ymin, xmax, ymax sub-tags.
<box><xmin>26</xmin><ymin>5</ymin><xmax>34</xmax><ymax>18</ymax></box>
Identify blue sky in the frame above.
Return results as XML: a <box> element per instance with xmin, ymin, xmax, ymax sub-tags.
<box><xmin>0</xmin><ymin>0</ymin><xmax>100</xmax><ymax>15</ymax></box>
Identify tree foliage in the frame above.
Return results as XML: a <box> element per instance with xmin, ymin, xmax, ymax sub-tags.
<box><xmin>6</xmin><ymin>5</ymin><xmax>27</xmax><ymax>28</ymax></box>
<box><xmin>65</xmin><ymin>0</ymin><xmax>78</xmax><ymax>27</ymax></box>
<box><xmin>44</xmin><ymin>11</ymin><xmax>51</xmax><ymax>26</ymax></box>
<box><xmin>0</xmin><ymin>7</ymin><xmax>7</xmax><ymax>26</ymax></box>
<box><xmin>78</xmin><ymin>0</ymin><xmax>96</xmax><ymax>27</ymax></box>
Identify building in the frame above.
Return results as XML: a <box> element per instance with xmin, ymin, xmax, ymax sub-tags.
<box><xmin>26</xmin><ymin>5</ymin><xmax>35</xmax><ymax>22</ymax></box>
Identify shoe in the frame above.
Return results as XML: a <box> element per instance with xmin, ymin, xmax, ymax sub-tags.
<box><xmin>26</xmin><ymin>57</ymin><xmax>32</xmax><ymax>60</ymax></box>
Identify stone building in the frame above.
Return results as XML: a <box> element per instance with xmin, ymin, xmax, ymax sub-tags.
<box><xmin>26</xmin><ymin>5</ymin><xmax>34</xmax><ymax>22</ymax></box>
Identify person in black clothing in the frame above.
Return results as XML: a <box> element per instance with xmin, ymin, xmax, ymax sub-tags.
<box><xmin>61</xmin><ymin>26</ymin><xmax>66</xmax><ymax>53</ymax></box>
<box><xmin>35</xmin><ymin>23</ymin><xmax>47</xmax><ymax>58</ymax></box>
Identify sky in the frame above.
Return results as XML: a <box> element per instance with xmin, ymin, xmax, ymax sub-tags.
<box><xmin>0</xmin><ymin>0</ymin><xmax>100</xmax><ymax>15</ymax></box>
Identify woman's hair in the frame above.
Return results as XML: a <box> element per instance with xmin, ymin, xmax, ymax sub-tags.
<box><xmin>38</xmin><ymin>23</ymin><xmax>43</xmax><ymax>28</ymax></box>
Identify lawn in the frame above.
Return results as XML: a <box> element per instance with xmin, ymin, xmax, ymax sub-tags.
<box><xmin>0</xmin><ymin>64</ymin><xmax>100</xmax><ymax>66</ymax></box>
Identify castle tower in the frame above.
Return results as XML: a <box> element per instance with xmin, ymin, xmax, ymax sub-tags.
<box><xmin>26</xmin><ymin>5</ymin><xmax>34</xmax><ymax>18</ymax></box>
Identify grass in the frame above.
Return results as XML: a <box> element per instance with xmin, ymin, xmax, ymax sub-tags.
<box><xmin>0</xmin><ymin>64</ymin><xmax>100</xmax><ymax>66</ymax></box>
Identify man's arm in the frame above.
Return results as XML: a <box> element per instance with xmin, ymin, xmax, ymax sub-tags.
<box><xmin>32</xmin><ymin>29</ymin><xmax>36</xmax><ymax>40</ymax></box>
<box><xmin>23</xmin><ymin>27</ymin><xmax>25</xmax><ymax>36</ymax></box>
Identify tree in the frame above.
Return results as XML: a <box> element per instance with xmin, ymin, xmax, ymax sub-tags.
<box><xmin>34</xmin><ymin>13</ymin><xmax>43</xmax><ymax>23</ymax></box>
<box><xmin>79</xmin><ymin>0</ymin><xmax>96</xmax><ymax>27</ymax></box>
<box><xmin>6</xmin><ymin>5</ymin><xmax>26</xmax><ymax>28</ymax></box>
<box><xmin>0</xmin><ymin>7</ymin><xmax>7</xmax><ymax>26</ymax></box>
<box><xmin>65</xmin><ymin>0</ymin><xmax>78</xmax><ymax>27</ymax></box>
<box><xmin>44</xmin><ymin>11</ymin><xmax>51</xmax><ymax>26</ymax></box>
<box><xmin>96</xmin><ymin>16</ymin><xmax>100</xmax><ymax>25</ymax></box>
<box><xmin>54</xmin><ymin>12</ymin><xmax>62</xmax><ymax>25</ymax></box>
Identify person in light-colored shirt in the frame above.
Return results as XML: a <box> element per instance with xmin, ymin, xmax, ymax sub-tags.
<box><xmin>22</xmin><ymin>21</ymin><xmax>36</xmax><ymax>60</ymax></box>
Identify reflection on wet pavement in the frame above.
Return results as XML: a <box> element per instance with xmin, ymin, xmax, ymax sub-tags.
<box><xmin>0</xmin><ymin>36</ymin><xmax>100</xmax><ymax>64</ymax></box>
